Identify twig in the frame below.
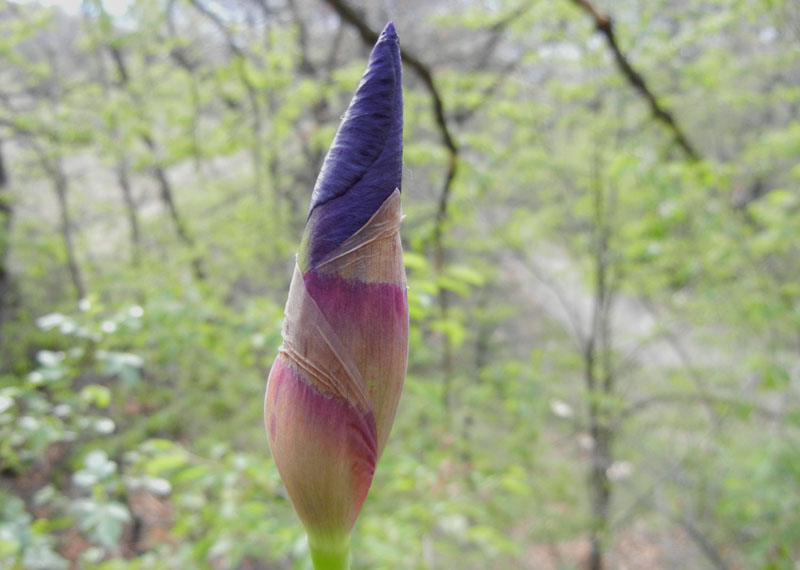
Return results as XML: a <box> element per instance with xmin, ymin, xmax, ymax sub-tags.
<box><xmin>619</xmin><ymin>391</ymin><xmax>780</xmax><ymax>424</ymax></box>
<box><xmin>570</xmin><ymin>0</ymin><xmax>700</xmax><ymax>160</ymax></box>
<box><xmin>475</xmin><ymin>3</ymin><xmax>531</xmax><ymax>70</ymax></box>
<box><xmin>652</xmin><ymin>497</ymin><xmax>731</xmax><ymax>570</ymax></box>
<box><xmin>639</xmin><ymin>299</ymin><xmax>719</xmax><ymax>424</ymax></box>
<box><xmin>108</xmin><ymin>44</ymin><xmax>206</xmax><ymax>280</ymax></box>
<box><xmin>286</xmin><ymin>0</ymin><xmax>315</xmax><ymax>74</ymax></box>
<box><xmin>0</xmin><ymin>138</ymin><xmax>14</xmax><ymax>339</ymax></box>
<box><xmin>189</xmin><ymin>0</ymin><xmax>266</xmax><ymax>201</ymax></box>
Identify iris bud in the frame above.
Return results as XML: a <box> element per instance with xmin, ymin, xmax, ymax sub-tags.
<box><xmin>264</xmin><ymin>22</ymin><xmax>406</xmax><ymax>569</ymax></box>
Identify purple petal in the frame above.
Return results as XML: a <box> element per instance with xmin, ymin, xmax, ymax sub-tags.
<box><xmin>301</xmin><ymin>22</ymin><xmax>402</xmax><ymax>269</ymax></box>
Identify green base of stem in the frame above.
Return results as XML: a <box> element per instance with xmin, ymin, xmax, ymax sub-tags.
<box><xmin>309</xmin><ymin>534</ymin><xmax>350</xmax><ymax>570</ymax></box>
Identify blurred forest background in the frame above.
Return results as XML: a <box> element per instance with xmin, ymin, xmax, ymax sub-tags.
<box><xmin>1</xmin><ymin>0</ymin><xmax>799</xmax><ymax>568</ymax></box>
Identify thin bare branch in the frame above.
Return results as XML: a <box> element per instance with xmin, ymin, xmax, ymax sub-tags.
<box><xmin>108</xmin><ymin>43</ymin><xmax>206</xmax><ymax>280</ymax></box>
<box><xmin>619</xmin><ymin>391</ymin><xmax>780</xmax><ymax>424</ymax></box>
<box><xmin>569</xmin><ymin>0</ymin><xmax>700</xmax><ymax>160</ymax></box>
<box><xmin>652</xmin><ymin>499</ymin><xmax>731</xmax><ymax>570</ymax></box>
<box><xmin>0</xmin><ymin>138</ymin><xmax>13</xmax><ymax>337</ymax></box>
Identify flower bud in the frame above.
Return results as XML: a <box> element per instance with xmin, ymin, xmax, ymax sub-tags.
<box><xmin>264</xmin><ymin>22</ymin><xmax>406</xmax><ymax>566</ymax></box>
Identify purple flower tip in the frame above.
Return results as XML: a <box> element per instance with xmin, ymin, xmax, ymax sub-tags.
<box><xmin>302</xmin><ymin>22</ymin><xmax>402</xmax><ymax>269</ymax></box>
<box><xmin>381</xmin><ymin>21</ymin><xmax>397</xmax><ymax>40</ymax></box>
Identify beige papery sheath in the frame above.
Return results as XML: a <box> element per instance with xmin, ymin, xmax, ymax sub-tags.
<box><xmin>265</xmin><ymin>190</ymin><xmax>408</xmax><ymax>539</ymax></box>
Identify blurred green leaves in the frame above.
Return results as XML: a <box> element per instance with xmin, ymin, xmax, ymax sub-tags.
<box><xmin>0</xmin><ymin>0</ymin><xmax>798</xmax><ymax>568</ymax></box>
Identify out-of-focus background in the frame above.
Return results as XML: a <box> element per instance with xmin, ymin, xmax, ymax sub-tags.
<box><xmin>0</xmin><ymin>0</ymin><xmax>798</xmax><ymax>568</ymax></box>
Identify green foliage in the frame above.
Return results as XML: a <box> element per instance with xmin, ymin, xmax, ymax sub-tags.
<box><xmin>1</xmin><ymin>0</ymin><xmax>799</xmax><ymax>569</ymax></box>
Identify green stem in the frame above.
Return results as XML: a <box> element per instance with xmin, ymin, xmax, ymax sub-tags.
<box><xmin>309</xmin><ymin>534</ymin><xmax>350</xmax><ymax>570</ymax></box>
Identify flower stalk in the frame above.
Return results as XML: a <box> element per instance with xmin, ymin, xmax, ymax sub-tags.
<box><xmin>309</xmin><ymin>535</ymin><xmax>350</xmax><ymax>570</ymax></box>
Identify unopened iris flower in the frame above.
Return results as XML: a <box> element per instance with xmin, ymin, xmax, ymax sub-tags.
<box><xmin>264</xmin><ymin>22</ymin><xmax>407</xmax><ymax>570</ymax></box>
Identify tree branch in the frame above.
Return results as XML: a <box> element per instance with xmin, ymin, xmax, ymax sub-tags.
<box><xmin>189</xmin><ymin>0</ymin><xmax>266</xmax><ymax>201</ymax></box>
<box><xmin>0</xmin><ymin>138</ymin><xmax>13</xmax><ymax>337</ymax></box>
<box><xmin>475</xmin><ymin>3</ymin><xmax>531</xmax><ymax>71</ymax></box>
<box><xmin>108</xmin><ymin>43</ymin><xmax>206</xmax><ymax>280</ymax></box>
<box><xmin>619</xmin><ymin>391</ymin><xmax>780</xmax><ymax>424</ymax></box>
<box><xmin>570</xmin><ymin>0</ymin><xmax>700</xmax><ymax>160</ymax></box>
<box><xmin>652</xmin><ymin>499</ymin><xmax>731</xmax><ymax>570</ymax></box>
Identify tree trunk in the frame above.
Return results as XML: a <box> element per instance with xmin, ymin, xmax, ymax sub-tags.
<box><xmin>0</xmin><ymin>138</ymin><xmax>13</xmax><ymax>338</ymax></box>
<box><xmin>92</xmin><ymin>33</ymin><xmax>142</xmax><ymax>267</ymax></box>
<box><xmin>108</xmin><ymin>43</ymin><xmax>205</xmax><ymax>280</ymax></box>
<box><xmin>587</xmin><ymin>415</ymin><xmax>612</xmax><ymax>570</ymax></box>
<box><xmin>51</xmin><ymin>158</ymin><xmax>86</xmax><ymax>301</ymax></box>
<box><xmin>116</xmin><ymin>156</ymin><xmax>141</xmax><ymax>267</ymax></box>
<box><xmin>189</xmin><ymin>0</ymin><xmax>264</xmax><ymax>200</ymax></box>
<box><xmin>147</xmin><ymin>145</ymin><xmax>206</xmax><ymax>280</ymax></box>
<box><xmin>586</xmin><ymin>145</ymin><xmax>616</xmax><ymax>570</ymax></box>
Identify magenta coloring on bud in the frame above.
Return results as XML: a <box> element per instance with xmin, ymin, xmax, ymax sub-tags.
<box><xmin>267</xmin><ymin>354</ymin><xmax>377</xmax><ymax>532</ymax></box>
